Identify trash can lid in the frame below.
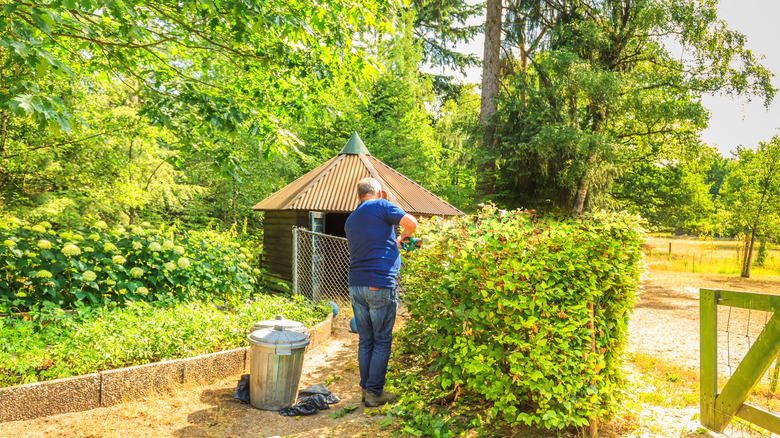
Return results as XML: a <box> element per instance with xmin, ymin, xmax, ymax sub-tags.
<box><xmin>248</xmin><ymin>326</ymin><xmax>310</xmax><ymax>349</ymax></box>
<box><xmin>249</xmin><ymin>315</ymin><xmax>306</xmax><ymax>333</ymax></box>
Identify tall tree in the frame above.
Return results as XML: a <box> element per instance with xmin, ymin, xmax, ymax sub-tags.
<box><xmin>721</xmin><ymin>138</ymin><xmax>780</xmax><ymax>278</ymax></box>
<box><xmin>492</xmin><ymin>0</ymin><xmax>774</xmax><ymax>214</ymax></box>
<box><xmin>476</xmin><ymin>0</ymin><xmax>503</xmax><ymax>199</ymax></box>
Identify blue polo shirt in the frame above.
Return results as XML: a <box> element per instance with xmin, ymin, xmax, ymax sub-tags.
<box><xmin>344</xmin><ymin>198</ymin><xmax>408</xmax><ymax>289</ymax></box>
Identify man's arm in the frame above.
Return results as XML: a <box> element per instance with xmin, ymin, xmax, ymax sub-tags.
<box><xmin>396</xmin><ymin>214</ymin><xmax>418</xmax><ymax>249</ymax></box>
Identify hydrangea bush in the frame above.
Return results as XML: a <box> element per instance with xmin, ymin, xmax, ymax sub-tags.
<box><xmin>0</xmin><ymin>218</ymin><xmax>260</xmax><ymax>310</ymax></box>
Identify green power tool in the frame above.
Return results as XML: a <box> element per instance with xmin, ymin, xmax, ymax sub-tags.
<box><xmin>401</xmin><ymin>237</ymin><xmax>422</xmax><ymax>251</ymax></box>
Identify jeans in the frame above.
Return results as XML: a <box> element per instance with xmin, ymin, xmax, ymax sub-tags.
<box><xmin>350</xmin><ymin>286</ymin><xmax>397</xmax><ymax>394</ymax></box>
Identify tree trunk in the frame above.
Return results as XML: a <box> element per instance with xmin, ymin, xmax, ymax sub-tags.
<box><xmin>741</xmin><ymin>227</ymin><xmax>757</xmax><ymax>278</ymax></box>
<box><xmin>476</xmin><ymin>0</ymin><xmax>502</xmax><ymax>200</ymax></box>
<box><xmin>572</xmin><ymin>153</ymin><xmax>598</xmax><ymax>214</ymax></box>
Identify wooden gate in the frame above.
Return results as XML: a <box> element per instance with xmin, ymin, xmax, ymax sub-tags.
<box><xmin>700</xmin><ymin>288</ymin><xmax>780</xmax><ymax>433</ymax></box>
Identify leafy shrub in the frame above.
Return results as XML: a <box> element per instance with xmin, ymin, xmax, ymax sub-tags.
<box><xmin>0</xmin><ymin>218</ymin><xmax>261</xmax><ymax>311</ymax></box>
<box><xmin>0</xmin><ymin>295</ymin><xmax>329</xmax><ymax>387</ymax></box>
<box><xmin>396</xmin><ymin>206</ymin><xmax>645</xmax><ymax>431</ymax></box>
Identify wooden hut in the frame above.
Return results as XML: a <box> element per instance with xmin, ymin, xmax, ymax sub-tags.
<box><xmin>252</xmin><ymin>132</ymin><xmax>463</xmax><ymax>288</ymax></box>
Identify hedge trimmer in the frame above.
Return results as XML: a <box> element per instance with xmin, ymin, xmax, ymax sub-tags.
<box><xmin>401</xmin><ymin>237</ymin><xmax>422</xmax><ymax>251</ymax></box>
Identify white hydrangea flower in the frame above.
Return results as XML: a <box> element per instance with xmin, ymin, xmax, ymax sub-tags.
<box><xmin>37</xmin><ymin>270</ymin><xmax>53</xmax><ymax>279</ymax></box>
<box><xmin>59</xmin><ymin>231</ymin><xmax>73</xmax><ymax>240</ymax></box>
<box><xmin>104</xmin><ymin>243</ymin><xmax>118</xmax><ymax>252</ymax></box>
<box><xmin>37</xmin><ymin>240</ymin><xmax>52</xmax><ymax>250</ymax></box>
<box><xmin>31</xmin><ymin>225</ymin><xmax>46</xmax><ymax>233</ymax></box>
<box><xmin>141</xmin><ymin>221</ymin><xmax>151</xmax><ymax>227</ymax></box>
<box><xmin>173</xmin><ymin>245</ymin><xmax>185</xmax><ymax>255</ymax></box>
<box><xmin>115</xmin><ymin>226</ymin><xmax>126</xmax><ymax>234</ymax></box>
<box><xmin>112</xmin><ymin>255</ymin><xmax>126</xmax><ymax>265</ymax></box>
<box><xmin>148</xmin><ymin>242</ymin><xmax>162</xmax><ymax>252</ymax></box>
<box><xmin>129</xmin><ymin>267</ymin><xmax>145</xmax><ymax>278</ymax></box>
<box><xmin>72</xmin><ymin>234</ymin><xmax>84</xmax><ymax>241</ymax></box>
<box><xmin>239</xmin><ymin>262</ymin><xmax>250</xmax><ymax>270</ymax></box>
<box><xmin>84</xmin><ymin>246</ymin><xmax>94</xmax><ymax>253</ymax></box>
<box><xmin>94</xmin><ymin>220</ymin><xmax>108</xmax><ymax>229</ymax></box>
<box><xmin>162</xmin><ymin>240</ymin><xmax>174</xmax><ymax>251</ymax></box>
<box><xmin>37</xmin><ymin>221</ymin><xmax>52</xmax><ymax>229</ymax></box>
<box><xmin>177</xmin><ymin>257</ymin><xmax>190</xmax><ymax>269</ymax></box>
<box><xmin>3</xmin><ymin>239</ymin><xmax>15</xmax><ymax>247</ymax></box>
<box><xmin>106</xmin><ymin>278</ymin><xmax>117</xmax><ymax>286</ymax></box>
<box><xmin>253</xmin><ymin>268</ymin><xmax>261</xmax><ymax>275</ymax></box>
<box><xmin>61</xmin><ymin>244</ymin><xmax>82</xmax><ymax>257</ymax></box>
<box><xmin>131</xmin><ymin>226</ymin><xmax>145</xmax><ymax>236</ymax></box>
<box><xmin>8</xmin><ymin>217</ymin><xmax>21</xmax><ymax>225</ymax></box>
<box><xmin>89</xmin><ymin>233</ymin><xmax>100</xmax><ymax>241</ymax></box>
<box><xmin>137</xmin><ymin>286</ymin><xmax>149</xmax><ymax>295</ymax></box>
<box><xmin>132</xmin><ymin>241</ymin><xmax>143</xmax><ymax>250</ymax></box>
<box><xmin>82</xmin><ymin>270</ymin><xmax>97</xmax><ymax>282</ymax></box>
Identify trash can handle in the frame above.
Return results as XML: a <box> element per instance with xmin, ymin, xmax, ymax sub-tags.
<box><xmin>276</xmin><ymin>349</ymin><xmax>292</xmax><ymax>355</ymax></box>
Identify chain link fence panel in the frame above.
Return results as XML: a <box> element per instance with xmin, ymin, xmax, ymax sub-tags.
<box><xmin>293</xmin><ymin>228</ymin><xmax>350</xmax><ymax>304</ymax></box>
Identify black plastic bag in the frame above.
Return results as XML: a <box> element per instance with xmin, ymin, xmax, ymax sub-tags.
<box><xmin>279</xmin><ymin>393</ymin><xmax>331</xmax><ymax>416</ymax></box>
<box><xmin>233</xmin><ymin>374</ymin><xmax>251</xmax><ymax>403</ymax></box>
<box><xmin>278</xmin><ymin>384</ymin><xmax>340</xmax><ymax>416</ymax></box>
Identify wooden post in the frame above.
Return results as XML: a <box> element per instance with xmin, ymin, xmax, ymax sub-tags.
<box><xmin>700</xmin><ymin>289</ymin><xmax>718</xmax><ymax>430</ymax></box>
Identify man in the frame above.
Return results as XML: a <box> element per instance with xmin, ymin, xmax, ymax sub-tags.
<box><xmin>344</xmin><ymin>177</ymin><xmax>418</xmax><ymax>407</ymax></box>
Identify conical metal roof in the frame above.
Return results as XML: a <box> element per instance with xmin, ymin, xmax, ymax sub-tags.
<box><xmin>252</xmin><ymin>134</ymin><xmax>463</xmax><ymax>216</ymax></box>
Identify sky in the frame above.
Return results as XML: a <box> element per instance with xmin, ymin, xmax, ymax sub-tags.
<box><xmin>700</xmin><ymin>0</ymin><xmax>780</xmax><ymax>157</ymax></box>
<box><xmin>428</xmin><ymin>0</ymin><xmax>780</xmax><ymax>158</ymax></box>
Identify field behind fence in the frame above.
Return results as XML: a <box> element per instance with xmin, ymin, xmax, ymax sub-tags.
<box><xmin>645</xmin><ymin>236</ymin><xmax>780</xmax><ymax>277</ymax></box>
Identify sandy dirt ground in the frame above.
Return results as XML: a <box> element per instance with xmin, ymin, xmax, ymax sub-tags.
<box><xmin>625</xmin><ymin>270</ymin><xmax>780</xmax><ymax>438</ymax></box>
<box><xmin>3</xmin><ymin>270</ymin><xmax>780</xmax><ymax>437</ymax></box>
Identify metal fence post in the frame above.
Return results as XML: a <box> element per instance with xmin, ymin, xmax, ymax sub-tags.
<box><xmin>292</xmin><ymin>227</ymin><xmax>298</xmax><ymax>296</ymax></box>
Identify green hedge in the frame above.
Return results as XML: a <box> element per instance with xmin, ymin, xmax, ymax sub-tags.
<box><xmin>0</xmin><ymin>295</ymin><xmax>330</xmax><ymax>387</ymax></box>
<box><xmin>0</xmin><ymin>218</ymin><xmax>259</xmax><ymax>311</ymax></box>
<box><xmin>396</xmin><ymin>206</ymin><xmax>645</xmax><ymax>431</ymax></box>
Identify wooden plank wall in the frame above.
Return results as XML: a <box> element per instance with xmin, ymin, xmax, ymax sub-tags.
<box><xmin>262</xmin><ymin>210</ymin><xmax>309</xmax><ymax>285</ymax></box>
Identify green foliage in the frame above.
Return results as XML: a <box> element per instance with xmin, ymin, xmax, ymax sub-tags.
<box><xmin>0</xmin><ymin>0</ymin><xmax>395</xmax><ymax>147</ymax></box>
<box><xmin>0</xmin><ymin>218</ymin><xmax>260</xmax><ymax>311</ymax></box>
<box><xmin>613</xmin><ymin>160</ymin><xmax>716</xmax><ymax>234</ymax></box>
<box><xmin>0</xmin><ymin>295</ymin><xmax>329</xmax><ymax>387</ymax></box>
<box><xmin>720</xmin><ymin>136</ymin><xmax>780</xmax><ymax>276</ymax></box>
<box><xmin>396</xmin><ymin>206</ymin><xmax>646</xmax><ymax>430</ymax></box>
<box><xmin>492</xmin><ymin>0</ymin><xmax>774</xmax><ymax>213</ymax></box>
<box><xmin>295</xmin><ymin>13</ymin><xmax>480</xmax><ymax>212</ymax></box>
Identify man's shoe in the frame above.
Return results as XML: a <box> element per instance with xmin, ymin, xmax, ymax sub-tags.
<box><xmin>364</xmin><ymin>390</ymin><xmax>396</xmax><ymax>407</ymax></box>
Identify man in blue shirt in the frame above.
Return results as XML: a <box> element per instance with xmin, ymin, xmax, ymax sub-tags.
<box><xmin>345</xmin><ymin>177</ymin><xmax>417</xmax><ymax>407</ymax></box>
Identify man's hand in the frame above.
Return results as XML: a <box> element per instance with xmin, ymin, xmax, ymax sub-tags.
<box><xmin>397</xmin><ymin>214</ymin><xmax>418</xmax><ymax>249</ymax></box>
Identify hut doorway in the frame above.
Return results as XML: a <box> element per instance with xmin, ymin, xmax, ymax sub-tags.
<box><xmin>324</xmin><ymin>213</ymin><xmax>349</xmax><ymax>238</ymax></box>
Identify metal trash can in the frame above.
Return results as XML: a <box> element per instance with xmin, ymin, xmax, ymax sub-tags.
<box><xmin>249</xmin><ymin>315</ymin><xmax>307</xmax><ymax>334</ymax></box>
<box><xmin>247</xmin><ymin>325</ymin><xmax>310</xmax><ymax>410</ymax></box>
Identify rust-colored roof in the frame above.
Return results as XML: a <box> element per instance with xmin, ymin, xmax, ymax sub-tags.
<box><xmin>252</xmin><ymin>134</ymin><xmax>463</xmax><ymax>216</ymax></box>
